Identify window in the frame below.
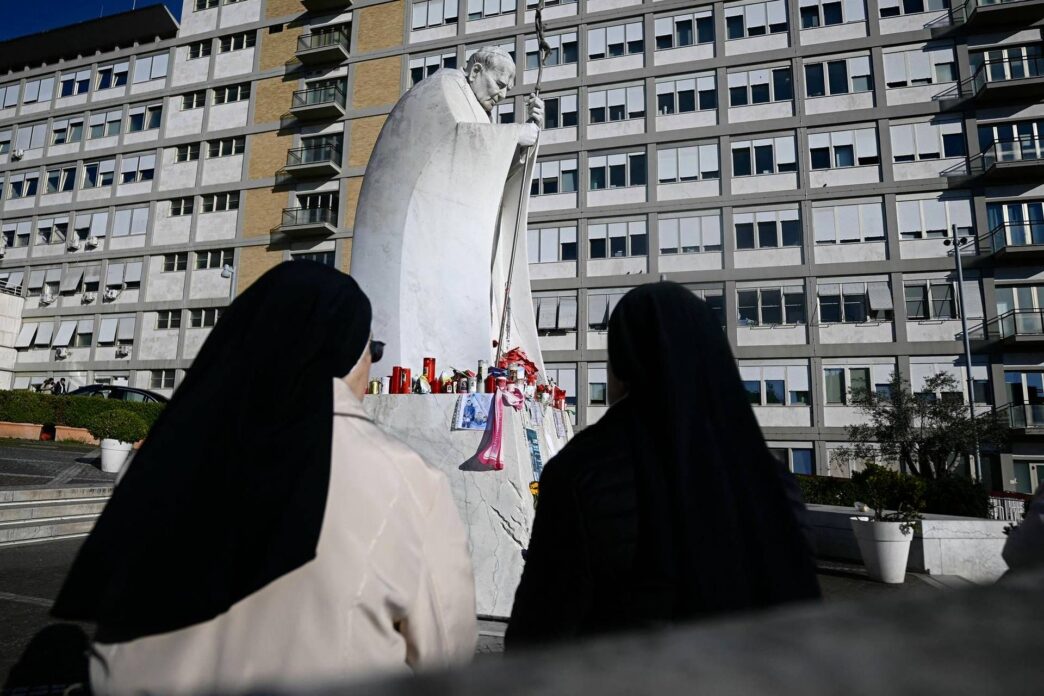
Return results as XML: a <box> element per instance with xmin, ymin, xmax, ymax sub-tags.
<box><xmin>119</xmin><ymin>154</ymin><xmax>156</xmax><ymax>184</ymax></box>
<box><xmin>738</xmin><ymin>287</ymin><xmax>806</xmax><ymax>325</ymax></box>
<box><xmin>528</xmin><ymin>226</ymin><xmax>578</xmax><ymax>263</ymax></box>
<box><xmin>190</xmin><ymin>308</ymin><xmax>223</xmax><ymax>328</ymax></box>
<box><xmin>809</xmin><ymin>128</ymin><xmax>879</xmax><ymax>169</ymax></box>
<box><xmin>890</xmin><ymin>121</ymin><xmax>965</xmax><ymax>162</ymax></box>
<box><xmin>588</xmin><ymin>22</ymin><xmax>644</xmax><ymax>61</ymax></box>
<box><xmin>588</xmin><ymin>291</ymin><xmax>628</xmax><ymax>329</ymax></box>
<box><xmin>883</xmin><ymin>46</ymin><xmax>957</xmax><ymax>88</ymax></box>
<box><xmin>1</xmin><ymin>221</ymin><xmax>32</xmax><ymax>248</ymax></box>
<box><xmin>72</xmin><ymin>212</ymin><xmax>108</xmax><ymax>241</ymax></box>
<box><xmin>292</xmin><ymin>251</ymin><xmax>336</xmax><ymax>266</ymax></box>
<box><xmin>22</xmin><ymin>76</ymin><xmax>56</xmax><ymax>104</ymax></box>
<box><xmin>127</xmin><ymin>104</ymin><xmax>162</xmax><ymax>132</ymax></box>
<box><xmin>588</xmin><ymin>364</ymin><xmax>608</xmax><ymax>405</ymax></box>
<box><xmin>213</xmin><ymin>83</ymin><xmax>250</xmax><ymax>105</ymax></box>
<box><xmin>201</xmin><ymin>191</ymin><xmax>240</xmax><ymax>213</ymax></box>
<box><xmin>7</xmin><ymin>173</ymin><xmax>39</xmax><ymax>199</ymax></box>
<box><xmin>409</xmin><ymin>53</ymin><xmax>457</xmax><ymax>86</ymax></box>
<box><xmin>195</xmin><ymin>0</ymin><xmax>219</xmax><ymax>8</ymax></box>
<box><xmin>544</xmin><ymin>363</ymin><xmax>578</xmax><ymax>416</ymax></box>
<box><xmin>728</xmin><ymin>67</ymin><xmax>793</xmax><ymax>106</ymax></box>
<box><xmin>824</xmin><ymin>365</ymin><xmax>893</xmax><ymax>404</ymax></box>
<box><xmin>739</xmin><ymin>364</ymin><xmax>811</xmax><ymax>405</ymax></box>
<box><xmin>588</xmin><ymin>221</ymin><xmax>648</xmax><ymax>258</ymax></box>
<box><xmin>735</xmin><ymin>209</ymin><xmax>802</xmax><ymax>249</ymax></box>
<box><xmin>654</xmin><ymin>10</ymin><xmax>714</xmax><ymax>50</ymax></box>
<box><xmin>588</xmin><ymin>85</ymin><xmax>643</xmax><ymax>124</ymax></box>
<box><xmin>170</xmin><ymin>197</ymin><xmax>195</xmax><ymax>217</ymax></box>
<box><xmin>112</xmin><ymin>207</ymin><xmax>150</xmax><ymax>237</ymax></box>
<box><xmin>543</xmin><ymin>94</ymin><xmax>578</xmax><ymax>129</ymax></box>
<box><xmin>804</xmin><ymin>55</ymin><xmax>872</xmax><ymax>96</ymax></box>
<box><xmin>163</xmin><ymin>253</ymin><xmax>189</xmax><ymax>271</ymax></box>
<box><xmin>0</xmin><ymin>129</ymin><xmax>9</xmax><ymax>154</ymax></box>
<box><xmin>912</xmin><ymin>361</ymin><xmax>983</xmax><ymax>404</ymax></box>
<box><xmin>219</xmin><ymin>31</ymin><xmax>257</xmax><ymax>53</ymax></box>
<box><xmin>48</xmin><ymin>118</ymin><xmax>82</xmax><ymax>146</ymax></box>
<box><xmin>731</xmin><ymin>136</ymin><xmax>797</xmax><ymax>176</ymax></box>
<box><xmin>188</xmin><ymin>40</ymin><xmax>213</xmax><ymax>60</ymax></box>
<box><xmin>898</xmin><ymin>197</ymin><xmax>972</xmax><ymax>240</ymax></box>
<box><xmin>132</xmin><ymin>52</ymin><xmax>170</xmax><ymax>84</ymax></box>
<box><xmin>196</xmin><ymin>249</ymin><xmax>234</xmax><ymax>270</ymax></box>
<box><xmin>533</xmin><ymin>293</ymin><xmax>579</xmax><ymax>333</ymax></box>
<box><xmin>411</xmin><ymin>0</ymin><xmax>458</xmax><ymax>30</ymax></box>
<box><xmin>58</xmin><ymin>69</ymin><xmax>91</xmax><ymax>97</ymax></box>
<box><xmin>151</xmin><ymin>369</ymin><xmax>177</xmax><ymax>389</ymax></box>
<box><xmin>813</xmin><ymin>202</ymin><xmax>886</xmax><ymax>243</ymax></box>
<box><xmin>96</xmin><ymin>62</ymin><xmax>129</xmax><ymax>90</ymax></box>
<box><xmin>800</xmin><ymin>0</ymin><xmax>865</xmax><ymax>28</ymax></box>
<box><xmin>466</xmin><ymin>0</ymin><xmax>516</xmax><ymax>19</ymax></box>
<box><xmin>182</xmin><ymin>90</ymin><xmax>206</xmax><ymax>110</ymax></box>
<box><xmin>493</xmin><ymin>101</ymin><xmax>515</xmax><ymax>124</ymax></box>
<box><xmin>14</xmin><ymin>122</ymin><xmax>47</xmax><ymax>153</ymax></box>
<box><xmin>86</xmin><ymin>110</ymin><xmax>121</xmax><ymax>140</ymax></box>
<box><xmin>818</xmin><ymin>281</ymin><xmax>894</xmax><ymax>323</ymax></box>
<box><xmin>725</xmin><ymin>0</ymin><xmax>789</xmax><ymax>39</ymax></box>
<box><xmin>588</xmin><ymin>152</ymin><xmax>647</xmax><ymax>190</ymax></box>
<box><xmin>207</xmin><ymin>136</ymin><xmax>246</xmax><ymax>158</ymax></box>
<box><xmin>530</xmin><ymin>158</ymin><xmax>578</xmax><ymax>195</ymax></box>
<box><xmin>904</xmin><ymin>280</ymin><xmax>957</xmax><ymax>319</ymax></box>
<box><xmin>878</xmin><ymin>0</ymin><xmax>950</xmax><ymax>18</ymax></box>
<box><xmin>656</xmin><ymin>73</ymin><xmax>716</xmax><ymax>115</ymax></box>
<box><xmin>36</xmin><ymin>217</ymin><xmax>69</xmax><ymax>245</ymax></box>
<box><xmin>45</xmin><ymin>165</ymin><xmax>78</xmax><ymax>194</ymax></box>
<box><xmin>659</xmin><ymin>214</ymin><xmax>723</xmax><ymax>254</ymax></box>
<box><xmin>657</xmin><ymin>144</ymin><xmax>720</xmax><ymax>181</ymax></box>
<box><xmin>525</xmin><ymin>32</ymin><xmax>578</xmax><ymax>70</ymax></box>
<box><xmin>176</xmin><ymin>144</ymin><xmax>201</xmax><ymax>162</ymax></box>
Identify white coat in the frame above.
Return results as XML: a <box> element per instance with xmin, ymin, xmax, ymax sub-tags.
<box><xmin>89</xmin><ymin>378</ymin><xmax>477</xmax><ymax>694</ymax></box>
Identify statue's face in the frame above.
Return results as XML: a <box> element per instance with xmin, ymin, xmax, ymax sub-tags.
<box><xmin>467</xmin><ymin>57</ymin><xmax>515</xmax><ymax>113</ymax></box>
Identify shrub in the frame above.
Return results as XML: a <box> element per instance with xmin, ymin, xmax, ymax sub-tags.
<box><xmin>852</xmin><ymin>463</ymin><xmax>926</xmax><ymax>521</ymax></box>
<box><xmin>796</xmin><ymin>474</ymin><xmax>857</xmax><ymax>507</ymax></box>
<box><xmin>924</xmin><ymin>476</ymin><xmax>990</xmax><ymax>518</ymax></box>
<box><xmin>86</xmin><ymin>410</ymin><xmax>149</xmax><ymax>444</ymax></box>
<box><xmin>0</xmin><ymin>390</ymin><xmax>59</xmax><ymax>426</ymax></box>
<box><xmin>0</xmin><ymin>391</ymin><xmax>163</xmax><ymax>433</ymax></box>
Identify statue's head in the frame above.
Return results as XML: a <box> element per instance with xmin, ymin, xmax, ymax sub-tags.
<box><xmin>465</xmin><ymin>46</ymin><xmax>515</xmax><ymax>113</ymax></box>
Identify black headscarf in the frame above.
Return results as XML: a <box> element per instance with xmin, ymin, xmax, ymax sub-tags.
<box><xmin>52</xmin><ymin>261</ymin><xmax>372</xmax><ymax>642</ymax></box>
<box><xmin>607</xmin><ymin>282</ymin><xmax>819</xmax><ymax>618</ymax></box>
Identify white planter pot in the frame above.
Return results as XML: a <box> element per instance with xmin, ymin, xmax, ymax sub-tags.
<box><xmin>100</xmin><ymin>438</ymin><xmax>134</xmax><ymax>474</ymax></box>
<box><xmin>850</xmin><ymin>517</ymin><xmax>914</xmax><ymax>584</ymax></box>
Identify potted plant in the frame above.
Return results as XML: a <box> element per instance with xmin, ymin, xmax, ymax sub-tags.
<box><xmin>88</xmin><ymin>410</ymin><xmax>148</xmax><ymax>474</ymax></box>
<box><xmin>848</xmin><ymin>463</ymin><xmax>925</xmax><ymax>584</ymax></box>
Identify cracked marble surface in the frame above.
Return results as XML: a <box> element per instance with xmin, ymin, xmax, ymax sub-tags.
<box><xmin>364</xmin><ymin>394</ymin><xmax>571</xmax><ymax>618</ymax></box>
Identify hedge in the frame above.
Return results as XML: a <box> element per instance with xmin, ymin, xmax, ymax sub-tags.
<box><xmin>0</xmin><ymin>390</ymin><xmax>164</xmax><ymax>432</ymax></box>
<box><xmin>796</xmin><ymin>472</ymin><xmax>990</xmax><ymax>519</ymax></box>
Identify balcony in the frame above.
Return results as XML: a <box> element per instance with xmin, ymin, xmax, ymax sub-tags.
<box><xmin>950</xmin><ymin>135</ymin><xmax>1044</xmax><ymax>182</ymax></box>
<box><xmin>295</xmin><ymin>28</ymin><xmax>350</xmax><ymax>65</ymax></box>
<box><xmin>1003</xmin><ymin>403</ymin><xmax>1044</xmax><ymax>435</ymax></box>
<box><xmin>932</xmin><ymin>0</ymin><xmax>1044</xmax><ymax>35</ymax></box>
<box><xmin>978</xmin><ymin>222</ymin><xmax>1044</xmax><ymax>263</ymax></box>
<box><xmin>302</xmin><ymin>0</ymin><xmax>351</xmax><ymax>11</ymax></box>
<box><xmin>289</xmin><ymin>84</ymin><xmax>346</xmax><ymax>121</ymax></box>
<box><xmin>278</xmin><ymin>206</ymin><xmax>338</xmax><ymax>236</ymax></box>
<box><xmin>969</xmin><ymin>309</ymin><xmax>1044</xmax><ymax>350</ymax></box>
<box><xmin>938</xmin><ymin>54</ymin><xmax>1044</xmax><ymax>109</ymax></box>
<box><xmin>283</xmin><ymin>144</ymin><xmax>342</xmax><ymax>179</ymax></box>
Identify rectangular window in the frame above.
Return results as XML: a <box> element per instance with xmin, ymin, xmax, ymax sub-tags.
<box><xmin>542</xmin><ymin>93</ymin><xmax>579</xmax><ymax>129</ymax></box>
<box><xmin>806</xmin><ymin>55</ymin><xmax>872</xmax><ymax>97</ymax></box>
<box><xmin>588</xmin><ymin>86</ymin><xmax>644</xmax><ymax>123</ymax></box>
<box><xmin>659</xmin><ymin>214</ymin><xmax>722</xmax><ymax>255</ymax></box>
<box><xmin>201</xmin><ymin>191</ymin><xmax>240</xmax><ymax>212</ymax></box>
<box><xmin>890</xmin><ymin>121</ymin><xmax>964</xmax><ymax>162</ymax></box>
<box><xmin>176</xmin><ymin>143</ymin><xmax>201</xmax><ymax>162</ymax></box>
<box><xmin>808</xmin><ymin>128</ymin><xmax>878</xmax><ymax>169</ymax></box>
<box><xmin>654</xmin><ymin>11</ymin><xmax>714</xmax><ymax>50</ymax></box>
<box><xmin>213</xmin><ymin>83</ymin><xmax>250</xmax><ymax>105</ymax></box>
<box><xmin>587</xmin><ymin>221</ymin><xmax>649</xmax><ymax>259</ymax></box>
<box><xmin>731</xmin><ymin>137</ymin><xmax>795</xmax><ymax>176</ymax></box>
<box><xmin>58</xmin><ymin>69</ymin><xmax>91</xmax><ymax>97</ymax></box>
<box><xmin>156</xmin><ymin>310</ymin><xmax>182</xmax><ymax>330</ymax></box>
<box><xmin>411</xmin><ymin>0</ymin><xmax>459</xmax><ymax>30</ymax></box>
<box><xmin>188</xmin><ymin>40</ymin><xmax>213</xmax><ymax>60</ymax></box>
<box><xmin>163</xmin><ymin>252</ymin><xmax>189</xmax><ymax>271</ymax></box>
<box><xmin>170</xmin><ymin>197</ymin><xmax>195</xmax><ymax>217</ymax></box>
<box><xmin>724</xmin><ymin>0</ymin><xmax>789</xmax><ymax>39</ymax></box>
<box><xmin>195</xmin><ymin>249</ymin><xmax>234</xmax><ymax>270</ymax></box>
<box><xmin>119</xmin><ymin>154</ymin><xmax>156</xmax><ymax>184</ymax></box>
<box><xmin>207</xmin><ymin>136</ymin><xmax>246</xmax><ymax>158</ymax></box>
<box><xmin>657</xmin><ymin>144</ymin><xmax>720</xmax><ymax>182</ymax></box>
<box><xmin>219</xmin><ymin>31</ymin><xmax>257</xmax><ymax>53</ymax></box>
<box><xmin>587</xmin><ymin>22</ymin><xmax>644</xmax><ymax>60</ymax></box>
<box><xmin>531</xmin><ymin>159</ymin><xmax>579</xmax><ymax>195</ymax></box>
<box><xmin>151</xmin><ymin>369</ymin><xmax>176</xmax><ymax>389</ymax></box>
<box><xmin>132</xmin><ymin>52</ymin><xmax>170</xmax><ymax>84</ymax></box>
<box><xmin>588</xmin><ymin>152</ymin><xmax>647</xmax><ymax>190</ymax></box>
<box><xmin>190</xmin><ymin>308</ymin><xmax>223</xmax><ymax>328</ymax></box>
<box><xmin>528</xmin><ymin>226</ymin><xmax>578</xmax><ymax>263</ymax></box>
<box><xmin>195</xmin><ymin>0</ymin><xmax>219</xmax><ymax>9</ymax></box>
<box><xmin>182</xmin><ymin>90</ymin><xmax>206</xmax><ymax>110</ymax></box>
<box><xmin>409</xmin><ymin>53</ymin><xmax>458</xmax><ymax>85</ymax></box>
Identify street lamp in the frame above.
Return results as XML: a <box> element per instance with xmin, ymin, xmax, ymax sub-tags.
<box><xmin>943</xmin><ymin>224</ymin><xmax>982</xmax><ymax>483</ymax></box>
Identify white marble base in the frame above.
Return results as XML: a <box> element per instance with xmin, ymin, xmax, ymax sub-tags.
<box><xmin>363</xmin><ymin>394</ymin><xmax>572</xmax><ymax>618</ymax></box>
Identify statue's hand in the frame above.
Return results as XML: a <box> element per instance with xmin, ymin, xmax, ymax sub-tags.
<box><xmin>526</xmin><ymin>94</ymin><xmax>545</xmax><ymax>129</ymax></box>
<box><xmin>518</xmin><ymin>122</ymin><xmax>539</xmax><ymax>148</ymax></box>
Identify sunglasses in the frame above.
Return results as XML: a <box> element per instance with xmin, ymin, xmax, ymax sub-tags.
<box><xmin>370</xmin><ymin>340</ymin><xmax>385</xmax><ymax>364</ymax></box>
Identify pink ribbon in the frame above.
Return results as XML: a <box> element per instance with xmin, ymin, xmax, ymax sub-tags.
<box><xmin>477</xmin><ymin>386</ymin><xmax>525</xmax><ymax>471</ymax></box>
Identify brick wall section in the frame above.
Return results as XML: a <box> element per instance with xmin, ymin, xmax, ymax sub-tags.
<box><xmin>343</xmin><ymin>177</ymin><xmax>363</xmax><ymax>230</ymax></box>
<box><xmin>242</xmin><ymin>188</ymin><xmax>289</xmax><ymax>238</ymax></box>
<box><xmin>352</xmin><ymin>56</ymin><xmax>402</xmax><ymax>110</ymax></box>
<box><xmin>340</xmin><ymin>237</ymin><xmax>353</xmax><ymax>274</ymax></box>
<box><xmin>237</xmin><ymin>245</ymin><xmax>283</xmax><ymax>294</ymax></box>
<box><xmin>253</xmin><ymin>76</ymin><xmax>298</xmax><ymax>125</ymax></box>
<box><xmin>355</xmin><ymin>1</ymin><xmax>404</xmax><ymax>53</ymax></box>
<box><xmin>348</xmin><ymin>115</ymin><xmax>386</xmax><ymax>169</ymax></box>
<box><xmin>259</xmin><ymin>24</ymin><xmax>302</xmax><ymax>71</ymax></box>
<box><xmin>248</xmin><ymin>131</ymin><xmax>293</xmax><ymax>180</ymax></box>
<box><xmin>265</xmin><ymin>0</ymin><xmax>304</xmax><ymax>19</ymax></box>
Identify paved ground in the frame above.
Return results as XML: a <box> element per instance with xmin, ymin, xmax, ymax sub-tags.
<box><xmin>0</xmin><ymin>439</ymin><xmax>114</xmax><ymax>489</ymax></box>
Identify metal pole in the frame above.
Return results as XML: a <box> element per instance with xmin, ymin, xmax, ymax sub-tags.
<box><xmin>951</xmin><ymin>224</ymin><xmax>982</xmax><ymax>482</ymax></box>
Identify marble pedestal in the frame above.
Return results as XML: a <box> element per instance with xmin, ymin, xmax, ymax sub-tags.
<box><xmin>363</xmin><ymin>394</ymin><xmax>572</xmax><ymax>618</ymax></box>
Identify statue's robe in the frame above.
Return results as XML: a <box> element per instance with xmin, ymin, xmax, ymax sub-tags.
<box><xmin>351</xmin><ymin>69</ymin><xmax>544</xmax><ymax>377</ymax></box>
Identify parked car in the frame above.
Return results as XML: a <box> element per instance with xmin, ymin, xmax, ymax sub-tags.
<box><xmin>67</xmin><ymin>384</ymin><xmax>169</xmax><ymax>404</ymax></box>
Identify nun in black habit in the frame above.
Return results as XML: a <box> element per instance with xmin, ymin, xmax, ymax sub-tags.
<box><xmin>52</xmin><ymin>261</ymin><xmax>477</xmax><ymax>694</ymax></box>
<box><xmin>506</xmin><ymin>282</ymin><xmax>820</xmax><ymax>648</ymax></box>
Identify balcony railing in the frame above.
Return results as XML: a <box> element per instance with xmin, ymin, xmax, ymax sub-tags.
<box><xmin>982</xmin><ymin>135</ymin><xmax>1044</xmax><ymax>169</ymax></box>
<box><xmin>286</xmin><ymin>144</ymin><xmax>342</xmax><ymax>169</ymax></box>
<box><xmin>969</xmin><ymin>309</ymin><xmax>1044</xmax><ymax>343</ymax></box>
<box><xmin>942</xmin><ymin>0</ymin><xmax>1044</xmax><ymax>28</ymax></box>
<box><xmin>980</xmin><ymin>221</ymin><xmax>1044</xmax><ymax>254</ymax></box>
<box><xmin>292</xmin><ymin>84</ymin><xmax>346</xmax><ymax>109</ymax></box>
<box><xmin>1003</xmin><ymin>402</ymin><xmax>1044</xmax><ymax>429</ymax></box>
<box><xmin>971</xmin><ymin>55</ymin><xmax>1044</xmax><ymax>95</ymax></box>
<box><xmin>988</xmin><ymin>492</ymin><xmax>1029</xmax><ymax>521</ymax></box>
<box><xmin>281</xmin><ymin>206</ymin><xmax>338</xmax><ymax>229</ymax></box>
<box><xmin>296</xmin><ymin>29</ymin><xmax>350</xmax><ymax>63</ymax></box>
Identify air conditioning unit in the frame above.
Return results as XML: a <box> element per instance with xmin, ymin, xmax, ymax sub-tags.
<box><xmin>102</xmin><ymin>287</ymin><xmax>120</xmax><ymax>302</ymax></box>
<box><xmin>85</xmin><ymin>236</ymin><xmax>99</xmax><ymax>249</ymax></box>
<box><xmin>81</xmin><ymin>291</ymin><xmax>96</xmax><ymax>304</ymax></box>
<box><xmin>11</xmin><ymin>149</ymin><xmax>24</xmax><ymax>160</ymax></box>
<box><xmin>67</xmin><ymin>237</ymin><xmax>80</xmax><ymax>251</ymax></box>
<box><xmin>115</xmin><ymin>344</ymin><xmax>130</xmax><ymax>358</ymax></box>
<box><xmin>54</xmin><ymin>347</ymin><xmax>69</xmax><ymax>360</ymax></box>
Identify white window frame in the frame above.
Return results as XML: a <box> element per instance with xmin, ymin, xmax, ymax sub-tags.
<box><xmin>808</xmin><ymin>128</ymin><xmax>879</xmax><ymax>169</ymax></box>
<box><xmin>731</xmin><ymin>136</ymin><xmax>798</xmax><ymax>176</ymax></box>
<box><xmin>724</xmin><ymin>0</ymin><xmax>790</xmax><ymax>40</ymax></box>
<box><xmin>588</xmin><ymin>151</ymin><xmax>647</xmax><ymax>190</ymax></box>
<box><xmin>411</xmin><ymin>0</ymin><xmax>459</xmax><ymax>30</ymax></box>
<box><xmin>654</xmin><ymin>10</ymin><xmax>715</xmax><ymax>51</ymax></box>
<box><xmin>587</xmin><ymin>22</ymin><xmax>644</xmax><ymax>61</ymax></box>
<box><xmin>734</xmin><ymin>208</ymin><xmax>803</xmax><ymax>249</ymax></box>
<box><xmin>531</xmin><ymin>158</ymin><xmax>579</xmax><ymax>195</ymax></box>
<box><xmin>588</xmin><ymin>84</ymin><xmax>645</xmax><ymax>124</ymax></box>
<box><xmin>587</xmin><ymin>220</ymin><xmax>648</xmax><ymax>259</ymax></box>
<box><xmin>657</xmin><ymin>144</ymin><xmax>721</xmax><ymax>182</ymax></box>
<box><xmin>659</xmin><ymin>213</ymin><xmax>723</xmax><ymax>255</ymax></box>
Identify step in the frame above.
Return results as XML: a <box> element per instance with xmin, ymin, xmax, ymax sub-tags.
<box><xmin>0</xmin><ymin>497</ymin><xmax>108</xmax><ymax>523</ymax></box>
<box><xmin>0</xmin><ymin>485</ymin><xmax>113</xmax><ymax>504</ymax></box>
<box><xmin>0</xmin><ymin>515</ymin><xmax>99</xmax><ymax>546</ymax></box>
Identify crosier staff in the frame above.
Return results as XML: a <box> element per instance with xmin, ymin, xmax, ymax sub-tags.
<box><xmin>495</xmin><ymin>1</ymin><xmax>551</xmax><ymax>365</ymax></box>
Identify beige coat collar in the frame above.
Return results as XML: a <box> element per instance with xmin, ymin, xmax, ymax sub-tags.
<box><xmin>333</xmin><ymin>378</ymin><xmax>371</xmax><ymax>421</ymax></box>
